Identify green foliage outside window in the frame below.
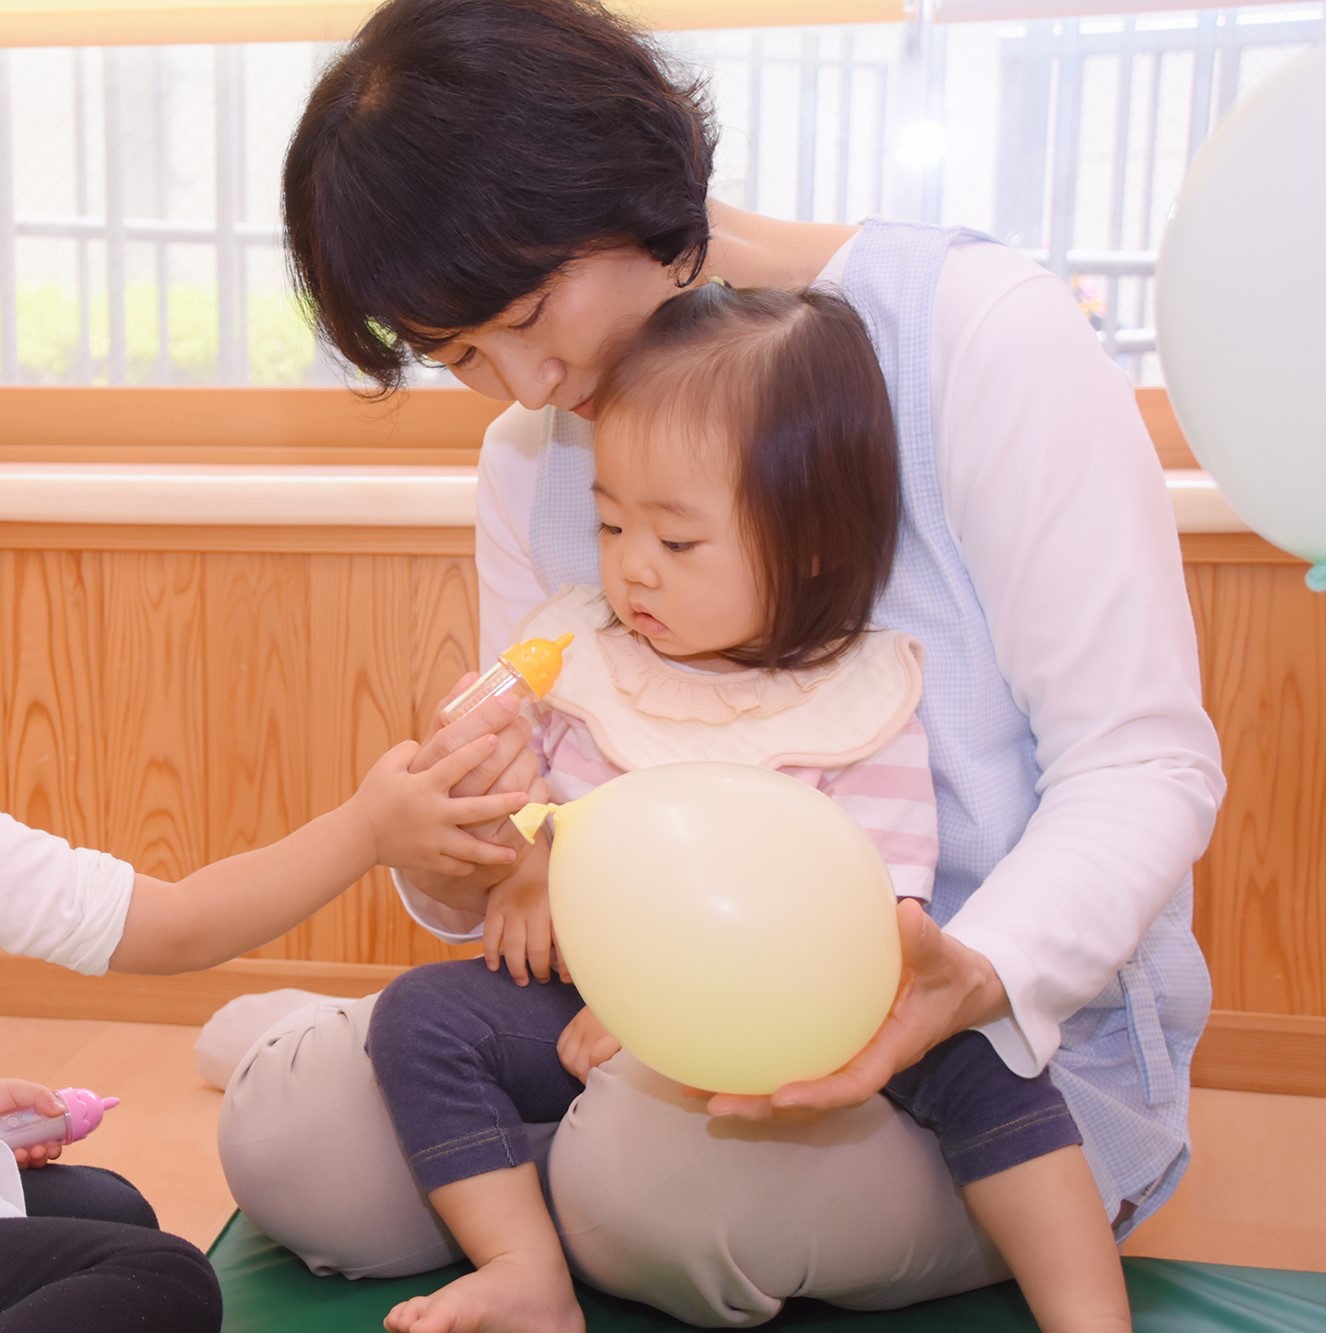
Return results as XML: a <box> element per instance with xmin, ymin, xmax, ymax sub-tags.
<box><xmin>13</xmin><ymin>283</ymin><xmax>317</xmax><ymax>386</ymax></box>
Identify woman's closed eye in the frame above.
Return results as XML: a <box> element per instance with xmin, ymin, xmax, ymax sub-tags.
<box><xmin>415</xmin><ymin>296</ymin><xmax>544</xmax><ymax>372</ymax></box>
<box><xmin>418</xmin><ymin>343</ymin><xmax>475</xmax><ymax>372</ymax></box>
<box><xmin>510</xmin><ymin>296</ymin><xmax>548</xmax><ymax>332</ymax></box>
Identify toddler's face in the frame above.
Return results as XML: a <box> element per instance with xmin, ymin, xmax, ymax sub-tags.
<box><xmin>593</xmin><ymin>415</ymin><xmax>765</xmax><ymax>668</ymax></box>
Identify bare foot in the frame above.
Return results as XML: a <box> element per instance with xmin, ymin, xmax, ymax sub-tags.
<box><xmin>382</xmin><ymin>1251</ymin><xmax>585</xmax><ymax>1333</ymax></box>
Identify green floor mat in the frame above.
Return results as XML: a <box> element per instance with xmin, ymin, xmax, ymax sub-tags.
<box><xmin>210</xmin><ymin>1210</ymin><xmax>1326</xmax><ymax>1331</ymax></box>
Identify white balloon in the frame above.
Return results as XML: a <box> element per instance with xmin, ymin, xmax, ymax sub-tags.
<box><xmin>1155</xmin><ymin>43</ymin><xmax>1326</xmax><ymax>589</ymax></box>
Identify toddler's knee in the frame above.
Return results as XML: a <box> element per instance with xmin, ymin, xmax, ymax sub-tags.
<box><xmin>368</xmin><ymin>961</ymin><xmax>456</xmax><ymax>1049</ymax></box>
<box><xmin>368</xmin><ymin>959</ymin><xmax>504</xmax><ymax>1058</ymax></box>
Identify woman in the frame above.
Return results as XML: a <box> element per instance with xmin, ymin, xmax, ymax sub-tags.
<box><xmin>208</xmin><ymin>0</ymin><xmax>1224</xmax><ymax>1324</ymax></box>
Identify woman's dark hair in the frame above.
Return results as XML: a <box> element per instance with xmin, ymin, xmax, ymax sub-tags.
<box><xmin>283</xmin><ymin>0</ymin><xmax>716</xmax><ymax>392</ymax></box>
<box><xmin>594</xmin><ymin>283</ymin><xmax>901</xmax><ymax>671</ymax></box>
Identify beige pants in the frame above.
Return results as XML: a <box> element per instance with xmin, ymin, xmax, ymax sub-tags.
<box><xmin>214</xmin><ymin>993</ymin><xmax>1007</xmax><ymax>1327</ymax></box>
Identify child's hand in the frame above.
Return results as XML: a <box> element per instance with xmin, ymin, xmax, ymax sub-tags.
<box><xmin>0</xmin><ymin>1079</ymin><xmax>65</xmax><ymax>1168</ymax></box>
<box><xmin>412</xmin><ymin>690</ymin><xmax>543</xmax><ymax>844</ymax></box>
<box><xmin>350</xmin><ymin>734</ymin><xmax>529</xmax><ymax>877</ymax></box>
<box><xmin>556</xmin><ymin>1008</ymin><xmax>621</xmax><ymax>1083</ymax></box>
<box><xmin>483</xmin><ymin>868</ymin><xmax>569</xmax><ymax>986</ymax></box>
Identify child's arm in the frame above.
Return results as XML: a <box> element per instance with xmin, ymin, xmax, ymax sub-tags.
<box><xmin>0</xmin><ymin>1078</ymin><xmax>65</xmax><ymax>1168</ymax></box>
<box><xmin>108</xmin><ymin>731</ymin><xmax>527</xmax><ymax>975</ymax></box>
<box><xmin>482</xmin><ymin>833</ymin><xmax>571</xmax><ymax>986</ymax></box>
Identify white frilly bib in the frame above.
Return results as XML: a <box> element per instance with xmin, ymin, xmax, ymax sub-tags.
<box><xmin>519</xmin><ymin>585</ymin><xmax>924</xmax><ymax>773</ymax></box>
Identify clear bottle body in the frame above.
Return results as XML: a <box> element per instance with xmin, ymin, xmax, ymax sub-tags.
<box><xmin>0</xmin><ymin>1100</ymin><xmax>72</xmax><ymax>1151</ymax></box>
<box><xmin>439</xmin><ymin>657</ymin><xmax>537</xmax><ymax>724</ymax></box>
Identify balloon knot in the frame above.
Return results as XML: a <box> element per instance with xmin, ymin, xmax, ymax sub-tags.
<box><xmin>1307</xmin><ymin>564</ymin><xmax>1326</xmax><ymax>594</ymax></box>
<box><xmin>510</xmin><ymin>801</ymin><xmax>557</xmax><ymax>843</ymax></box>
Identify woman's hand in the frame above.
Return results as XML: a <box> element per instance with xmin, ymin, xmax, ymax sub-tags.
<box><xmin>0</xmin><ymin>1078</ymin><xmax>65</xmax><ymax>1168</ymax></box>
<box><xmin>704</xmin><ymin>898</ymin><xmax>1011</xmax><ymax>1120</ymax></box>
<box><xmin>557</xmin><ymin>1007</ymin><xmax>622</xmax><ymax>1084</ymax></box>
<box><xmin>412</xmin><ymin>685</ymin><xmax>543</xmax><ymax>839</ymax></box>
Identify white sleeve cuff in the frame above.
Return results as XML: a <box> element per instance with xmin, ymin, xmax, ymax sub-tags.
<box><xmin>941</xmin><ymin>919</ymin><xmax>1059</xmax><ymax>1077</ymax></box>
<box><xmin>390</xmin><ymin>867</ymin><xmax>484</xmax><ymax>943</ymax></box>
<box><xmin>0</xmin><ymin>1146</ymin><xmax>26</xmax><ymax>1219</ymax></box>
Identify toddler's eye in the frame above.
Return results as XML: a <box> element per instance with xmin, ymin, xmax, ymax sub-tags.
<box><xmin>662</xmin><ymin>540</ymin><xmax>695</xmax><ymax>553</ymax></box>
<box><xmin>598</xmin><ymin>522</ymin><xmax>622</xmax><ymax>537</ymax></box>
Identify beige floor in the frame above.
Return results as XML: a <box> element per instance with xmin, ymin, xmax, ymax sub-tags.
<box><xmin>3</xmin><ymin>1014</ymin><xmax>1325</xmax><ymax>1272</ymax></box>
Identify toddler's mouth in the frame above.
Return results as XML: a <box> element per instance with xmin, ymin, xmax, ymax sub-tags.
<box><xmin>630</xmin><ymin>607</ymin><xmax>668</xmax><ymax>636</ymax></box>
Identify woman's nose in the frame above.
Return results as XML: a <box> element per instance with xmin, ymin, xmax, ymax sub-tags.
<box><xmin>502</xmin><ymin>353</ymin><xmax>565</xmax><ymax>412</ymax></box>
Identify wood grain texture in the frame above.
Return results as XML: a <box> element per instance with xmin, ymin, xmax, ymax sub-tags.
<box><xmin>203</xmin><ymin>553</ymin><xmax>313</xmax><ymax>960</ymax></box>
<box><xmin>1192</xmin><ymin>1010</ymin><xmax>1326</xmax><ymax>1098</ymax></box>
<box><xmin>1184</xmin><ymin>559</ymin><xmax>1326</xmax><ymax>1017</ymax></box>
<box><xmin>0</xmin><ymin>955</ymin><xmax>416</xmax><ymax>1026</ymax></box>
<box><xmin>3</xmin><ymin>521</ymin><xmax>1324</xmax><ymax>1093</ymax></box>
<box><xmin>1</xmin><ymin>550</ymin><xmax>107</xmax><ymax>849</ymax></box>
<box><xmin>101</xmin><ymin>551</ymin><xmax>210</xmax><ymax>880</ymax></box>
<box><xmin>0</xmin><ymin>385</ymin><xmax>500</xmax><ymax>458</ymax></box>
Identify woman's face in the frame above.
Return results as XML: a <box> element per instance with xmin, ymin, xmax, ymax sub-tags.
<box><xmin>416</xmin><ymin>247</ymin><xmax>680</xmax><ymax>420</ymax></box>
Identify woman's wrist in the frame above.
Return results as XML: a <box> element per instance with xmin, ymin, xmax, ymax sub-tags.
<box><xmin>951</xmin><ymin>935</ymin><xmax>1012</xmax><ymax>1031</ymax></box>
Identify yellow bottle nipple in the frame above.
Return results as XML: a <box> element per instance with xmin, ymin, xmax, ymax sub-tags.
<box><xmin>501</xmin><ymin>631</ymin><xmax>574</xmax><ymax>700</ymax></box>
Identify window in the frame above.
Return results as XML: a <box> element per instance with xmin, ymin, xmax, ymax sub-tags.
<box><xmin>1</xmin><ymin>1</ymin><xmax>1320</xmax><ymax>399</ymax></box>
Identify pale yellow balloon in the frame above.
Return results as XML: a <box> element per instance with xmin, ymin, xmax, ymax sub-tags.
<box><xmin>545</xmin><ymin>762</ymin><xmax>900</xmax><ymax>1095</ymax></box>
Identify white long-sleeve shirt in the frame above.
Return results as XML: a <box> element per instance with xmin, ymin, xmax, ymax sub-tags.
<box><xmin>0</xmin><ymin>812</ymin><xmax>136</xmax><ymax>1217</ymax></box>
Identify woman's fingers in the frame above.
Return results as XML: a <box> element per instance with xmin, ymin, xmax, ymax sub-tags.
<box><xmin>706</xmin><ymin>901</ymin><xmax>981</xmax><ymax>1121</ymax></box>
<box><xmin>436</xmin><ymin>827</ymin><xmax>523</xmax><ymax>868</ymax></box>
<box><xmin>411</xmin><ymin>692</ymin><xmax>528</xmax><ymax>778</ymax></box>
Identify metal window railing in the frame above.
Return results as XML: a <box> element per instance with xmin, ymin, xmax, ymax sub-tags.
<box><xmin>1</xmin><ymin>5</ymin><xmax>1321</xmax><ymax>389</ymax></box>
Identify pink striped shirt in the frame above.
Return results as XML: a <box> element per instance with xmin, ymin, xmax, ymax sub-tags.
<box><xmin>534</xmin><ymin>680</ymin><xmax>939</xmax><ymax>904</ymax></box>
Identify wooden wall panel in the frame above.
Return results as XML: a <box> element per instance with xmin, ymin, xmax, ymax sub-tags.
<box><xmin>3</xmin><ymin>521</ymin><xmax>1324</xmax><ymax>1095</ymax></box>
<box><xmin>100</xmin><ymin>552</ymin><xmax>210</xmax><ymax>881</ymax></box>
<box><xmin>410</xmin><ymin>557</ymin><xmax>481</xmax><ymax>742</ymax></box>
<box><xmin>203</xmin><ymin>553</ymin><xmax>313</xmax><ymax>959</ymax></box>
<box><xmin>0</xmin><ymin>535</ymin><xmax>482</xmax><ymax>974</ymax></box>
<box><xmin>1184</xmin><ymin>555</ymin><xmax>1326</xmax><ymax>1017</ymax></box>
<box><xmin>0</xmin><ymin>551</ymin><xmax>107</xmax><ymax>848</ymax></box>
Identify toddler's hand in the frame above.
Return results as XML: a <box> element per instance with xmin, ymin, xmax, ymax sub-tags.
<box><xmin>0</xmin><ymin>1078</ymin><xmax>65</xmax><ymax>1168</ymax></box>
<box><xmin>556</xmin><ymin>1008</ymin><xmax>621</xmax><ymax>1083</ymax></box>
<box><xmin>483</xmin><ymin>868</ymin><xmax>568</xmax><ymax>986</ymax></box>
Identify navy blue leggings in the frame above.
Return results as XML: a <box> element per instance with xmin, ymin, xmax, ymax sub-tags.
<box><xmin>367</xmin><ymin>959</ymin><xmax>585</xmax><ymax>1195</ymax></box>
<box><xmin>883</xmin><ymin>1030</ymin><xmax>1082</xmax><ymax>1186</ymax></box>
<box><xmin>368</xmin><ymin>958</ymin><xmax>1081</xmax><ymax>1197</ymax></box>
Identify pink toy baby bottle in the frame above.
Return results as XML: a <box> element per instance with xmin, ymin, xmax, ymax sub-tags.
<box><xmin>0</xmin><ymin>1088</ymin><xmax>120</xmax><ymax>1151</ymax></box>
